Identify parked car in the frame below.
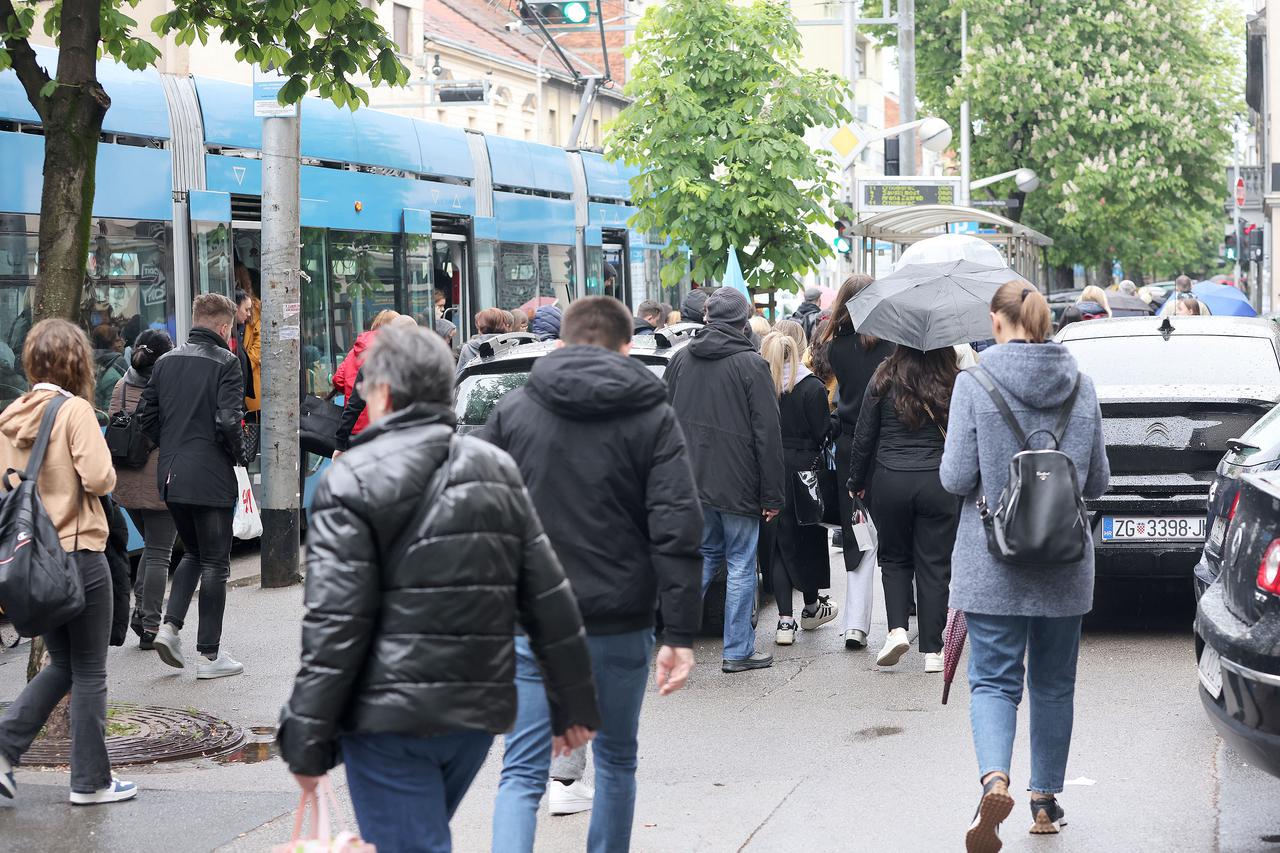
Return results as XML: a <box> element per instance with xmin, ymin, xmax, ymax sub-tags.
<box><xmin>452</xmin><ymin>323</ymin><xmax>760</xmax><ymax>634</ymax></box>
<box><xmin>1195</xmin><ymin>403</ymin><xmax>1280</xmax><ymax>597</ymax></box>
<box><xmin>1194</xmin><ymin>469</ymin><xmax>1280</xmax><ymax>779</ymax></box>
<box><xmin>1057</xmin><ymin>316</ymin><xmax>1280</xmax><ymax>583</ymax></box>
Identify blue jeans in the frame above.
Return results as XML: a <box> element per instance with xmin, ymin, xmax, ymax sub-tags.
<box><xmin>966</xmin><ymin>612</ymin><xmax>1083</xmax><ymax>795</ymax></box>
<box><xmin>699</xmin><ymin>506</ymin><xmax>760</xmax><ymax>660</ymax></box>
<box><xmin>341</xmin><ymin>730</ymin><xmax>494</xmax><ymax>853</ymax></box>
<box><xmin>493</xmin><ymin>629</ymin><xmax>656</xmax><ymax>853</ymax></box>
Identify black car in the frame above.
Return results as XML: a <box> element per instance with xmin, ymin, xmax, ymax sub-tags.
<box><xmin>1196</xmin><ymin>403</ymin><xmax>1280</xmax><ymax>596</ymax></box>
<box><xmin>1195</xmin><ymin>469</ymin><xmax>1280</xmax><ymax>779</ymax></box>
<box><xmin>452</xmin><ymin>323</ymin><xmax>759</xmax><ymax>634</ymax></box>
<box><xmin>1057</xmin><ymin>316</ymin><xmax>1280</xmax><ymax>582</ymax></box>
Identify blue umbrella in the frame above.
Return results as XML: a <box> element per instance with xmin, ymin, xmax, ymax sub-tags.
<box><xmin>1192</xmin><ymin>280</ymin><xmax>1256</xmax><ymax>317</ymax></box>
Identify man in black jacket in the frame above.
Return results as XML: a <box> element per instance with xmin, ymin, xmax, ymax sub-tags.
<box><xmin>137</xmin><ymin>293</ymin><xmax>247</xmax><ymax>680</ymax></box>
<box><xmin>279</xmin><ymin>326</ymin><xmax>599</xmax><ymax>853</ymax></box>
<box><xmin>485</xmin><ymin>296</ymin><xmax>701</xmax><ymax>851</ymax></box>
<box><xmin>790</xmin><ymin>286</ymin><xmax>825</xmax><ymax>340</ymax></box>
<box><xmin>665</xmin><ymin>287</ymin><xmax>785</xmax><ymax>673</ymax></box>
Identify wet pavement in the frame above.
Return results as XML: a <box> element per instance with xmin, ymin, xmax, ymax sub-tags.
<box><xmin>0</xmin><ymin>550</ymin><xmax>1276</xmax><ymax>852</ymax></box>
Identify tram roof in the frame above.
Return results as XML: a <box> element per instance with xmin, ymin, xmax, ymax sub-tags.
<box><xmin>850</xmin><ymin>204</ymin><xmax>1053</xmax><ymax>247</ymax></box>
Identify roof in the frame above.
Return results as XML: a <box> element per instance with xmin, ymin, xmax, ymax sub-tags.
<box><xmin>459</xmin><ymin>332</ymin><xmax>692</xmax><ymax>376</ymax></box>
<box><xmin>1056</xmin><ymin>315</ymin><xmax>1279</xmax><ymax>342</ymax></box>
<box><xmin>424</xmin><ymin>0</ymin><xmax>611</xmax><ymax>84</ymax></box>
<box><xmin>850</xmin><ymin>204</ymin><xmax>1054</xmax><ymax>247</ymax></box>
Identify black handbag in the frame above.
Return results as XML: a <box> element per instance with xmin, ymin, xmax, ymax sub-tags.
<box><xmin>0</xmin><ymin>395</ymin><xmax>86</xmax><ymax>637</ymax></box>
<box><xmin>299</xmin><ymin>394</ymin><xmax>343</xmax><ymax>457</ymax></box>
<box><xmin>240</xmin><ymin>420</ymin><xmax>260</xmax><ymax>465</ymax></box>
<box><xmin>794</xmin><ymin>440</ymin><xmax>840</xmax><ymax>527</ymax></box>
<box><xmin>104</xmin><ymin>381</ymin><xmax>150</xmax><ymax>469</ymax></box>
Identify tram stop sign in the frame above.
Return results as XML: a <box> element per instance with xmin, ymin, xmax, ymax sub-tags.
<box><xmin>1235</xmin><ymin>177</ymin><xmax>1246</xmax><ymax>208</ymax></box>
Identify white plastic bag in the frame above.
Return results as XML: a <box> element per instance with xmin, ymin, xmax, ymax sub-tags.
<box><xmin>842</xmin><ymin>498</ymin><xmax>878</xmax><ymax>636</ymax></box>
<box><xmin>233</xmin><ymin>466</ymin><xmax>263</xmax><ymax>540</ymax></box>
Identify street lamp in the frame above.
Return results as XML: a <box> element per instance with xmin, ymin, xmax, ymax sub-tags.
<box><xmin>970</xmin><ymin>167</ymin><xmax>1040</xmax><ymax>193</ymax></box>
<box><xmin>826</xmin><ymin>116</ymin><xmax>953</xmax><ymax>170</ymax></box>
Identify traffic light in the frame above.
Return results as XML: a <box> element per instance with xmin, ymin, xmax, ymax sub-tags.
<box><xmin>884</xmin><ymin>138</ymin><xmax>900</xmax><ymax>177</ymax></box>
<box><xmin>1246</xmin><ymin>224</ymin><xmax>1265</xmax><ymax>263</ymax></box>
<box><xmin>520</xmin><ymin>1</ymin><xmax>590</xmax><ymax>25</ymax></box>
<box><xmin>833</xmin><ymin>218</ymin><xmax>852</xmax><ymax>255</ymax></box>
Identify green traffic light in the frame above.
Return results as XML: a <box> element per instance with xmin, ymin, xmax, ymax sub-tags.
<box><xmin>563</xmin><ymin>1</ymin><xmax>589</xmax><ymax>23</ymax></box>
<box><xmin>833</xmin><ymin>236</ymin><xmax>851</xmax><ymax>253</ymax></box>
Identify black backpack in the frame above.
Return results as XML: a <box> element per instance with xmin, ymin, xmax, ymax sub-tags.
<box><xmin>968</xmin><ymin>367</ymin><xmax>1089</xmax><ymax>567</ymax></box>
<box><xmin>105</xmin><ymin>379</ymin><xmax>150</xmax><ymax>469</ymax></box>
<box><xmin>0</xmin><ymin>395</ymin><xmax>86</xmax><ymax>636</ymax></box>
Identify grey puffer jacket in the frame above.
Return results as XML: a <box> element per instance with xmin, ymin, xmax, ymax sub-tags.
<box><xmin>940</xmin><ymin>342</ymin><xmax>1110</xmax><ymax>617</ymax></box>
<box><xmin>278</xmin><ymin>403</ymin><xmax>600</xmax><ymax>777</ymax></box>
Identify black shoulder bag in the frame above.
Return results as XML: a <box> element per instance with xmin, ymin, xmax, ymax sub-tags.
<box><xmin>0</xmin><ymin>395</ymin><xmax>86</xmax><ymax>636</ymax></box>
<box><xmin>967</xmin><ymin>367</ymin><xmax>1089</xmax><ymax>567</ymax></box>
<box><xmin>105</xmin><ymin>380</ymin><xmax>151</xmax><ymax>469</ymax></box>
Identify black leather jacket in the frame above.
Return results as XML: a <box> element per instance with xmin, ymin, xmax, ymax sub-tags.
<box><xmin>137</xmin><ymin>326</ymin><xmax>246</xmax><ymax>507</ymax></box>
<box><xmin>278</xmin><ymin>403</ymin><xmax>600</xmax><ymax>777</ymax></box>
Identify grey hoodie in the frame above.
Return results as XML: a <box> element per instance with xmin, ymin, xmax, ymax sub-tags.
<box><xmin>940</xmin><ymin>342</ymin><xmax>1110</xmax><ymax>617</ymax></box>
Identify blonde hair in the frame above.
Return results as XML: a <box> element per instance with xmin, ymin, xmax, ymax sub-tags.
<box><xmin>1079</xmin><ymin>286</ymin><xmax>1111</xmax><ymax>317</ymax></box>
<box><xmin>772</xmin><ymin>318</ymin><xmax>808</xmax><ymax>352</ymax></box>
<box><xmin>370</xmin><ymin>310</ymin><xmax>401</xmax><ymax>331</ymax></box>
<box><xmin>748</xmin><ymin>315</ymin><xmax>771</xmax><ymax>339</ymax></box>
<box><xmin>761</xmin><ymin>331</ymin><xmax>801</xmax><ymax>396</ymax></box>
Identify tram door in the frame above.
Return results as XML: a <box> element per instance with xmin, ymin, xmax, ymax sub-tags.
<box><xmin>230</xmin><ymin>222</ymin><xmax>262</xmax><ymax>296</ymax></box>
<box><xmin>431</xmin><ymin>214</ymin><xmax>470</xmax><ymax>351</ymax></box>
<box><xmin>602</xmin><ymin>228</ymin><xmax>630</xmax><ymax>309</ymax></box>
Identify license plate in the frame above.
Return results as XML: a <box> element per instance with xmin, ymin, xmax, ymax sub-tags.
<box><xmin>1198</xmin><ymin>645</ymin><xmax>1223</xmax><ymax>699</ymax></box>
<box><xmin>1209</xmin><ymin>517</ymin><xmax>1226</xmax><ymax>549</ymax></box>
<box><xmin>1101</xmin><ymin>516</ymin><xmax>1206</xmax><ymax>541</ymax></box>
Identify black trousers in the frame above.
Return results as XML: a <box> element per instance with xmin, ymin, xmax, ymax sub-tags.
<box><xmin>869</xmin><ymin>466</ymin><xmax>960</xmax><ymax>654</ymax></box>
<box><xmin>164</xmin><ymin>502</ymin><xmax>234</xmax><ymax>657</ymax></box>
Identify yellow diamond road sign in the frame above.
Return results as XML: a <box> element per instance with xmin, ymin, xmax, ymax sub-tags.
<box><xmin>830</xmin><ymin>126</ymin><xmax>861</xmax><ymax>159</ymax></box>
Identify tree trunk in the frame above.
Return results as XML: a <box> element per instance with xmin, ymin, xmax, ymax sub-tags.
<box><xmin>25</xmin><ymin>639</ymin><xmax>71</xmax><ymax>739</ymax></box>
<box><xmin>32</xmin><ymin>12</ymin><xmax>110</xmax><ymax>323</ymax></box>
<box><xmin>1053</xmin><ymin>265</ymin><xmax>1074</xmax><ymax>292</ymax></box>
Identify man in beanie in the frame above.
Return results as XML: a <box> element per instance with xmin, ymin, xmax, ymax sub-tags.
<box><xmin>664</xmin><ymin>287</ymin><xmax>785</xmax><ymax>672</ymax></box>
<box><xmin>790</xmin><ymin>286</ymin><xmax>825</xmax><ymax>340</ymax></box>
<box><xmin>680</xmin><ymin>287</ymin><xmax>712</xmax><ymax>324</ymax></box>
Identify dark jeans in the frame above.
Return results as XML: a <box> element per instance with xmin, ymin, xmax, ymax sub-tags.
<box><xmin>0</xmin><ymin>552</ymin><xmax>112</xmax><ymax>793</ymax></box>
<box><xmin>869</xmin><ymin>466</ymin><xmax>960</xmax><ymax>653</ymax></box>
<box><xmin>123</xmin><ymin>507</ymin><xmax>177</xmax><ymax>635</ymax></box>
<box><xmin>164</xmin><ymin>502</ymin><xmax>233</xmax><ymax>656</ymax></box>
<box><xmin>342</xmin><ymin>730</ymin><xmax>493</xmax><ymax>853</ymax></box>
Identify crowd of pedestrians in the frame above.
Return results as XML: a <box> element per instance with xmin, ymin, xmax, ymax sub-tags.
<box><xmin>0</xmin><ymin>269</ymin><xmax>1116</xmax><ymax>853</ymax></box>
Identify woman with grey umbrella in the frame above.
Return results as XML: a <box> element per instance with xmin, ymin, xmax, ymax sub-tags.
<box><xmin>846</xmin><ymin>345</ymin><xmax>960</xmax><ymax>672</ymax></box>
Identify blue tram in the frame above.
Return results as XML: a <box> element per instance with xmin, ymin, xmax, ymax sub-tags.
<box><xmin>0</xmin><ymin>49</ymin><xmax>686</xmax><ymax>407</ymax></box>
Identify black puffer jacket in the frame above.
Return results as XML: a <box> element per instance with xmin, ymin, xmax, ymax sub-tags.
<box><xmin>136</xmin><ymin>326</ymin><xmax>246</xmax><ymax>507</ymax></box>
<box><xmin>847</xmin><ymin>381</ymin><xmax>949</xmax><ymax>492</ymax></box>
<box><xmin>278</xmin><ymin>403</ymin><xmax>600</xmax><ymax>778</ymax></box>
<box><xmin>484</xmin><ymin>346</ymin><xmax>702</xmax><ymax>646</ymax></box>
<box><xmin>665</xmin><ymin>323</ymin><xmax>785</xmax><ymax>516</ymax></box>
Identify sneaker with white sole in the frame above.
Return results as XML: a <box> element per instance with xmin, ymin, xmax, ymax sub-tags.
<box><xmin>152</xmin><ymin>624</ymin><xmax>184</xmax><ymax>669</ymax></box>
<box><xmin>924</xmin><ymin>652</ymin><xmax>944</xmax><ymax>673</ymax></box>
<box><xmin>843</xmin><ymin>629</ymin><xmax>867</xmax><ymax>650</ymax></box>
<box><xmin>876</xmin><ymin>628</ymin><xmax>911</xmax><ymax>667</ymax></box>
<box><xmin>70</xmin><ymin>777</ymin><xmax>138</xmax><ymax>805</ymax></box>
<box><xmin>196</xmin><ymin>652</ymin><xmax>244</xmax><ymax>680</ymax></box>
<box><xmin>548</xmin><ymin>779</ymin><xmax>594</xmax><ymax>815</ymax></box>
<box><xmin>775</xmin><ymin>620</ymin><xmax>796</xmax><ymax>646</ymax></box>
<box><xmin>0</xmin><ymin>751</ymin><xmax>14</xmax><ymax>800</ymax></box>
<box><xmin>800</xmin><ymin>595</ymin><xmax>838</xmax><ymax>630</ymax></box>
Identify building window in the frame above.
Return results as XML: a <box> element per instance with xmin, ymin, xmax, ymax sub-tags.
<box><xmin>392</xmin><ymin>3</ymin><xmax>411</xmax><ymax>56</ymax></box>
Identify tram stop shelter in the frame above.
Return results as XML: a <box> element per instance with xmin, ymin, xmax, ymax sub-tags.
<box><xmin>850</xmin><ymin>204</ymin><xmax>1053</xmax><ymax>289</ymax></box>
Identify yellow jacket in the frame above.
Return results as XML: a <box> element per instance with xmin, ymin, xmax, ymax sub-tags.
<box><xmin>244</xmin><ymin>298</ymin><xmax>262</xmax><ymax>412</ymax></box>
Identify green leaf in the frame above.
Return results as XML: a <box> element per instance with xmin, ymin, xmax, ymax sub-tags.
<box><xmin>38</xmin><ymin>80</ymin><xmax>56</xmax><ymax>98</ymax></box>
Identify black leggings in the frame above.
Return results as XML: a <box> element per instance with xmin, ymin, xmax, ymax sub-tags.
<box><xmin>771</xmin><ymin>557</ymin><xmax>817</xmax><ymax>619</ymax></box>
<box><xmin>869</xmin><ymin>466</ymin><xmax>960</xmax><ymax>654</ymax></box>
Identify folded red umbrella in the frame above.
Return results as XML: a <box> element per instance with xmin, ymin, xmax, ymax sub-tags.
<box><xmin>941</xmin><ymin>607</ymin><xmax>968</xmax><ymax>705</ymax></box>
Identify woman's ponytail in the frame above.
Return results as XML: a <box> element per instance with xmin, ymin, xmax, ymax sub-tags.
<box><xmin>990</xmin><ymin>281</ymin><xmax>1052</xmax><ymax>342</ymax></box>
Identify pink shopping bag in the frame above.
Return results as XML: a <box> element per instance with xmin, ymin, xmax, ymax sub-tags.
<box><xmin>272</xmin><ymin>777</ymin><xmax>375</xmax><ymax>853</ymax></box>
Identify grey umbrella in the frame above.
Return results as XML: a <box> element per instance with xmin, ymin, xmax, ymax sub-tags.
<box><xmin>847</xmin><ymin>260</ymin><xmax>1031</xmax><ymax>351</ymax></box>
<box><xmin>1107</xmin><ymin>293</ymin><xmax>1153</xmax><ymax>317</ymax></box>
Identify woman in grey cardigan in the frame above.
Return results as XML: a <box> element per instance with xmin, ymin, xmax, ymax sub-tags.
<box><xmin>940</xmin><ymin>282</ymin><xmax>1109</xmax><ymax>852</ymax></box>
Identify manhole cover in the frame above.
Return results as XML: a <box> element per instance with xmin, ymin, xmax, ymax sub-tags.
<box><xmin>0</xmin><ymin>703</ymin><xmax>245</xmax><ymax>766</ymax></box>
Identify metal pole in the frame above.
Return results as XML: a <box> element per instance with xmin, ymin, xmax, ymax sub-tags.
<box><xmin>259</xmin><ymin>113</ymin><xmax>302</xmax><ymax>588</ymax></box>
<box><xmin>959</xmin><ymin>9</ymin><xmax>970</xmax><ymax>206</ymax></box>
<box><xmin>842</xmin><ymin>0</ymin><xmax>859</xmax><ymax>273</ymax></box>
<box><xmin>1233</xmin><ymin>153</ymin><xmax>1242</xmax><ymax>290</ymax></box>
<box><xmin>898</xmin><ymin>0</ymin><xmax>916</xmax><ymax>175</ymax></box>
<box><xmin>566</xmin><ymin>76</ymin><xmax>599</xmax><ymax>150</ymax></box>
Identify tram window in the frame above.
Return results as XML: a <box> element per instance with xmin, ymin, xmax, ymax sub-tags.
<box><xmin>585</xmin><ymin>246</ymin><xmax>603</xmax><ymax>296</ymax></box>
<box><xmin>403</xmin><ymin>233</ymin><xmax>434</xmax><ymax>325</ymax></box>
<box><xmin>192</xmin><ymin>221</ymin><xmax>233</xmax><ymax>297</ymax></box>
<box><xmin>491</xmin><ymin>242</ymin><xmax>574</xmax><ymax>313</ymax></box>
<box><xmin>300</xmin><ymin>227</ymin><xmax>334</xmax><ymax>394</ymax></box>
<box><xmin>0</xmin><ymin>214</ymin><xmax>37</xmax><ymax>408</ymax></box>
<box><xmin>328</xmin><ymin>230</ymin><xmax>399</xmax><ymax>360</ymax></box>
<box><xmin>474</xmin><ymin>240</ymin><xmax>498</xmax><ymax>322</ymax></box>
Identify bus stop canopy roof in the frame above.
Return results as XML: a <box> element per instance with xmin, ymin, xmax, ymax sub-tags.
<box><xmin>850</xmin><ymin>204</ymin><xmax>1053</xmax><ymax>247</ymax></box>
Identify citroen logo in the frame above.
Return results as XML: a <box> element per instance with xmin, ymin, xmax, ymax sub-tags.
<box><xmin>1145</xmin><ymin>422</ymin><xmax>1171</xmax><ymax>443</ymax></box>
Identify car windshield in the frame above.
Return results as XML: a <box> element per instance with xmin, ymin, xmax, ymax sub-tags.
<box><xmin>455</xmin><ymin>372</ymin><xmax>530</xmax><ymax>425</ymax></box>
<box><xmin>1063</xmin><ymin>335</ymin><xmax>1280</xmax><ymax>387</ymax></box>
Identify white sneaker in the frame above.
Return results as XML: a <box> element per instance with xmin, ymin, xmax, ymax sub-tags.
<box><xmin>548</xmin><ymin>779</ymin><xmax>594</xmax><ymax>816</ymax></box>
<box><xmin>800</xmin><ymin>595</ymin><xmax>838</xmax><ymax>630</ymax></box>
<box><xmin>196</xmin><ymin>652</ymin><xmax>244</xmax><ymax>680</ymax></box>
<box><xmin>843</xmin><ymin>629</ymin><xmax>867</xmax><ymax>650</ymax></box>
<box><xmin>775</xmin><ymin>620</ymin><xmax>796</xmax><ymax>646</ymax></box>
<box><xmin>70</xmin><ymin>777</ymin><xmax>137</xmax><ymax>805</ymax></box>
<box><xmin>876</xmin><ymin>628</ymin><xmax>911</xmax><ymax>667</ymax></box>
<box><xmin>153</xmin><ymin>624</ymin><xmax>184</xmax><ymax>669</ymax></box>
<box><xmin>0</xmin><ymin>751</ymin><xmax>14</xmax><ymax>799</ymax></box>
<box><xmin>924</xmin><ymin>652</ymin><xmax>944</xmax><ymax>673</ymax></box>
